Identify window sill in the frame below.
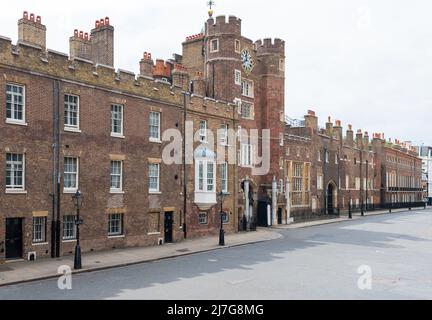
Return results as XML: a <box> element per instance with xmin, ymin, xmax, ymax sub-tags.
<box><xmin>5</xmin><ymin>189</ymin><xmax>27</xmax><ymax>194</ymax></box>
<box><xmin>63</xmin><ymin>188</ymin><xmax>78</xmax><ymax>194</ymax></box>
<box><xmin>62</xmin><ymin>239</ymin><xmax>77</xmax><ymax>243</ymax></box>
<box><xmin>149</xmin><ymin>138</ymin><xmax>162</xmax><ymax>144</ymax></box>
<box><xmin>147</xmin><ymin>232</ymin><xmax>161</xmax><ymax>236</ymax></box>
<box><xmin>110</xmin><ymin>190</ymin><xmax>125</xmax><ymax>194</ymax></box>
<box><xmin>149</xmin><ymin>191</ymin><xmax>162</xmax><ymax>195</ymax></box>
<box><xmin>32</xmin><ymin>242</ymin><xmax>48</xmax><ymax>246</ymax></box>
<box><xmin>64</xmin><ymin>127</ymin><xmax>82</xmax><ymax>133</ymax></box>
<box><xmin>108</xmin><ymin>235</ymin><xmax>125</xmax><ymax>239</ymax></box>
<box><xmin>111</xmin><ymin>133</ymin><xmax>125</xmax><ymax>139</ymax></box>
<box><xmin>6</xmin><ymin>119</ymin><xmax>28</xmax><ymax>126</ymax></box>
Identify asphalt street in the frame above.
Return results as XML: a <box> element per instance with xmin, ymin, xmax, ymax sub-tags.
<box><xmin>0</xmin><ymin>209</ymin><xmax>431</xmax><ymax>300</ymax></box>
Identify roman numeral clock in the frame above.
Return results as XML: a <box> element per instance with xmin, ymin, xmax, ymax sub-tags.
<box><xmin>241</xmin><ymin>48</ymin><xmax>254</xmax><ymax>73</ymax></box>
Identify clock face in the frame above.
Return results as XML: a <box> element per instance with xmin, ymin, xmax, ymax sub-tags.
<box><xmin>241</xmin><ymin>49</ymin><xmax>254</xmax><ymax>73</ymax></box>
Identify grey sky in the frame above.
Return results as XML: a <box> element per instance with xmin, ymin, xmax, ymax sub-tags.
<box><xmin>1</xmin><ymin>0</ymin><xmax>431</xmax><ymax>146</ymax></box>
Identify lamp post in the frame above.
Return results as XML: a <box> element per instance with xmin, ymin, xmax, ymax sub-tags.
<box><xmin>348</xmin><ymin>190</ymin><xmax>352</xmax><ymax>219</ymax></box>
<box><xmin>218</xmin><ymin>191</ymin><xmax>226</xmax><ymax>246</ymax></box>
<box><xmin>72</xmin><ymin>190</ymin><xmax>83</xmax><ymax>270</ymax></box>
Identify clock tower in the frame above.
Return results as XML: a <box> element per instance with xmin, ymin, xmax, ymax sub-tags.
<box><xmin>204</xmin><ymin>15</ymin><xmax>243</xmax><ymax>103</ymax></box>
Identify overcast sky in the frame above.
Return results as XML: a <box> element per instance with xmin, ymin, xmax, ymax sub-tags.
<box><xmin>1</xmin><ymin>0</ymin><xmax>431</xmax><ymax>146</ymax></box>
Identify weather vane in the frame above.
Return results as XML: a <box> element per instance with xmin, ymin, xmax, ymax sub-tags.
<box><xmin>207</xmin><ymin>0</ymin><xmax>215</xmax><ymax>17</ymax></box>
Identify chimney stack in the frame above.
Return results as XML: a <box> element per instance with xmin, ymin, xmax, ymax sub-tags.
<box><xmin>70</xmin><ymin>29</ymin><xmax>92</xmax><ymax>60</ymax></box>
<box><xmin>356</xmin><ymin>129</ymin><xmax>363</xmax><ymax>148</ymax></box>
<box><xmin>345</xmin><ymin>124</ymin><xmax>354</xmax><ymax>146</ymax></box>
<box><xmin>91</xmin><ymin>17</ymin><xmax>114</xmax><ymax>67</ymax></box>
<box><xmin>326</xmin><ymin>116</ymin><xmax>333</xmax><ymax>137</ymax></box>
<box><xmin>333</xmin><ymin>119</ymin><xmax>343</xmax><ymax>141</ymax></box>
<box><xmin>304</xmin><ymin>110</ymin><xmax>318</xmax><ymax>131</ymax></box>
<box><xmin>18</xmin><ymin>11</ymin><xmax>46</xmax><ymax>50</ymax></box>
<box><xmin>172</xmin><ymin>63</ymin><xmax>189</xmax><ymax>90</ymax></box>
<box><xmin>191</xmin><ymin>72</ymin><xmax>206</xmax><ymax>96</ymax></box>
<box><xmin>140</xmin><ymin>52</ymin><xmax>154</xmax><ymax>78</ymax></box>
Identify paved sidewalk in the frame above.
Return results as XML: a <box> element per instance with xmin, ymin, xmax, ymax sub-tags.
<box><xmin>273</xmin><ymin>207</ymin><xmax>423</xmax><ymax>230</ymax></box>
<box><xmin>0</xmin><ymin>228</ymin><xmax>281</xmax><ymax>287</ymax></box>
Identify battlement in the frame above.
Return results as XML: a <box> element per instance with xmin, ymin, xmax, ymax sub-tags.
<box><xmin>0</xmin><ymin>36</ymin><xmax>186</xmax><ymax>107</ymax></box>
<box><xmin>206</xmin><ymin>15</ymin><xmax>241</xmax><ymax>36</ymax></box>
<box><xmin>255</xmin><ymin>38</ymin><xmax>285</xmax><ymax>55</ymax></box>
<box><xmin>189</xmin><ymin>94</ymin><xmax>237</xmax><ymax>121</ymax></box>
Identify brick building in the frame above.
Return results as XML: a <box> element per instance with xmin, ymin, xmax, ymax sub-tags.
<box><xmin>280</xmin><ymin>111</ymin><xmax>423</xmax><ymax>222</ymax></box>
<box><xmin>0</xmin><ymin>11</ymin><xmax>424</xmax><ymax>264</ymax></box>
<box><xmin>0</xmin><ymin>12</ymin><xmax>240</xmax><ymax>262</ymax></box>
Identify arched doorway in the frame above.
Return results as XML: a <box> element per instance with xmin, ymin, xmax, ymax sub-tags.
<box><xmin>327</xmin><ymin>181</ymin><xmax>338</xmax><ymax>215</ymax></box>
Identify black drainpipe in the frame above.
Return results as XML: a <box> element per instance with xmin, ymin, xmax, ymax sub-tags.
<box><xmin>51</xmin><ymin>80</ymin><xmax>61</xmax><ymax>258</ymax></box>
<box><xmin>183</xmin><ymin>91</ymin><xmax>188</xmax><ymax>239</ymax></box>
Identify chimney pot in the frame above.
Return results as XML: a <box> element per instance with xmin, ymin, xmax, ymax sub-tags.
<box><xmin>74</xmin><ymin>29</ymin><xmax>79</xmax><ymax>37</ymax></box>
<box><xmin>100</xmin><ymin>18</ymin><xmax>105</xmax><ymax>26</ymax></box>
<box><xmin>348</xmin><ymin>124</ymin><xmax>353</xmax><ymax>131</ymax></box>
<box><xmin>79</xmin><ymin>31</ymin><xmax>84</xmax><ymax>38</ymax></box>
<box><xmin>105</xmin><ymin>17</ymin><xmax>110</xmax><ymax>25</ymax></box>
<box><xmin>23</xmin><ymin>11</ymin><xmax>28</xmax><ymax>19</ymax></box>
<box><xmin>36</xmin><ymin>16</ymin><xmax>41</xmax><ymax>23</ymax></box>
<box><xmin>95</xmin><ymin>20</ymin><xmax>100</xmax><ymax>28</ymax></box>
<box><xmin>30</xmin><ymin>13</ymin><xmax>35</xmax><ymax>22</ymax></box>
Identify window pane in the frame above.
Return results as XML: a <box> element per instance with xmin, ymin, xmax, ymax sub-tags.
<box><xmin>6</xmin><ymin>84</ymin><xmax>24</xmax><ymax>121</ymax></box>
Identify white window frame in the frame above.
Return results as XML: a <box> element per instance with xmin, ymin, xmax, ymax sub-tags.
<box><xmin>149</xmin><ymin>111</ymin><xmax>161</xmax><ymax>142</ymax></box>
<box><xmin>199</xmin><ymin>212</ymin><xmax>208</xmax><ymax>225</ymax></box>
<box><xmin>149</xmin><ymin>163</ymin><xmax>160</xmax><ymax>193</ymax></box>
<box><xmin>210</xmin><ymin>38</ymin><xmax>219</xmax><ymax>53</ymax></box>
<box><xmin>235</xmin><ymin>69</ymin><xmax>242</xmax><ymax>85</ymax></box>
<box><xmin>63</xmin><ymin>215</ymin><xmax>77</xmax><ymax>241</ymax></box>
<box><xmin>199</xmin><ymin>120</ymin><xmax>207</xmax><ymax>143</ymax></box>
<box><xmin>6</xmin><ymin>153</ymin><xmax>25</xmax><ymax>191</ymax></box>
<box><xmin>317</xmin><ymin>175</ymin><xmax>323</xmax><ymax>190</ymax></box>
<box><xmin>220</xmin><ymin>123</ymin><xmax>229</xmax><ymax>146</ymax></box>
<box><xmin>240</xmin><ymin>143</ymin><xmax>254</xmax><ymax>167</ymax></box>
<box><xmin>241</xmin><ymin>79</ymin><xmax>254</xmax><ymax>98</ymax></box>
<box><xmin>196</xmin><ymin>160</ymin><xmax>216</xmax><ymax>193</ymax></box>
<box><xmin>108</xmin><ymin>213</ymin><xmax>123</xmax><ymax>237</ymax></box>
<box><xmin>241</xmin><ymin>101</ymin><xmax>254</xmax><ymax>120</ymax></box>
<box><xmin>110</xmin><ymin>160</ymin><xmax>123</xmax><ymax>193</ymax></box>
<box><xmin>64</xmin><ymin>157</ymin><xmax>79</xmax><ymax>193</ymax></box>
<box><xmin>222</xmin><ymin>211</ymin><xmax>229</xmax><ymax>224</ymax></box>
<box><xmin>111</xmin><ymin>104</ymin><xmax>124</xmax><ymax>138</ymax></box>
<box><xmin>32</xmin><ymin>216</ymin><xmax>46</xmax><ymax>244</ymax></box>
<box><xmin>6</xmin><ymin>83</ymin><xmax>26</xmax><ymax>125</ymax></box>
<box><xmin>221</xmin><ymin>162</ymin><xmax>228</xmax><ymax>193</ymax></box>
<box><xmin>64</xmin><ymin>94</ymin><xmax>80</xmax><ymax>132</ymax></box>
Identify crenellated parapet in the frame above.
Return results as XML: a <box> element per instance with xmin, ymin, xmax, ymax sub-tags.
<box><xmin>0</xmin><ymin>36</ymin><xmax>185</xmax><ymax>106</ymax></box>
<box><xmin>188</xmin><ymin>94</ymin><xmax>238</xmax><ymax>121</ymax></box>
<box><xmin>255</xmin><ymin>38</ymin><xmax>285</xmax><ymax>56</ymax></box>
<box><xmin>206</xmin><ymin>15</ymin><xmax>241</xmax><ymax>36</ymax></box>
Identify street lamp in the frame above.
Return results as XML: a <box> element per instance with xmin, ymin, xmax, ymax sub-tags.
<box><xmin>348</xmin><ymin>190</ymin><xmax>352</xmax><ymax>219</ymax></box>
<box><xmin>218</xmin><ymin>191</ymin><xmax>227</xmax><ymax>246</ymax></box>
<box><xmin>72</xmin><ymin>190</ymin><xmax>84</xmax><ymax>270</ymax></box>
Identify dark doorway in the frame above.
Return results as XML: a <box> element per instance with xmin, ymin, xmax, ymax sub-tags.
<box><xmin>277</xmin><ymin>208</ymin><xmax>283</xmax><ymax>225</ymax></box>
<box><xmin>164</xmin><ymin>212</ymin><xmax>173</xmax><ymax>243</ymax></box>
<box><xmin>257</xmin><ymin>201</ymin><xmax>269</xmax><ymax>227</ymax></box>
<box><xmin>327</xmin><ymin>183</ymin><xmax>334</xmax><ymax>215</ymax></box>
<box><xmin>5</xmin><ymin>218</ymin><xmax>23</xmax><ymax>260</ymax></box>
